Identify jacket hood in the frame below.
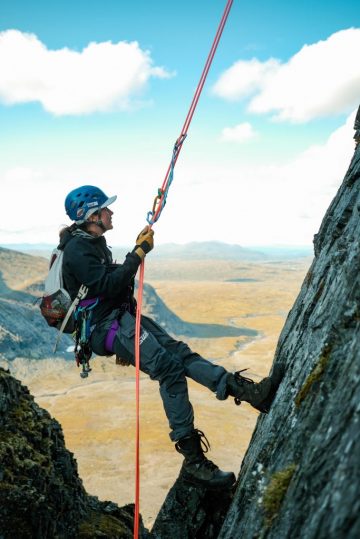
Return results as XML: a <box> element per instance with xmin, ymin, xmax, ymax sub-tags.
<box><xmin>58</xmin><ymin>227</ymin><xmax>104</xmax><ymax>250</ymax></box>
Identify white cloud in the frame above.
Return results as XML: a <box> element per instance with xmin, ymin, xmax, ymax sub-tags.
<box><xmin>213</xmin><ymin>28</ymin><xmax>360</xmax><ymax>122</ymax></box>
<box><xmin>0</xmin><ymin>29</ymin><xmax>172</xmax><ymax>116</ymax></box>
<box><xmin>153</xmin><ymin>109</ymin><xmax>357</xmax><ymax>246</ymax></box>
<box><xmin>0</xmin><ymin>112</ymin><xmax>356</xmax><ymax>247</ymax></box>
<box><xmin>221</xmin><ymin>122</ymin><xmax>258</xmax><ymax>143</ymax></box>
<box><xmin>212</xmin><ymin>58</ymin><xmax>280</xmax><ymax>101</ymax></box>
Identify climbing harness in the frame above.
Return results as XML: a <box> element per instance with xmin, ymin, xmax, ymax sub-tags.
<box><xmin>133</xmin><ymin>1</ymin><xmax>234</xmax><ymax>537</ymax></box>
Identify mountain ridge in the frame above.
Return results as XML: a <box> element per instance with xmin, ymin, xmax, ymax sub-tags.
<box><xmin>0</xmin><ymin>241</ymin><xmax>313</xmax><ymax>261</ymax></box>
<box><xmin>0</xmin><ymin>249</ymin><xmax>256</xmax><ymax>361</ymax></box>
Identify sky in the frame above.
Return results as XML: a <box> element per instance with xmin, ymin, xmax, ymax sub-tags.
<box><xmin>0</xmin><ymin>0</ymin><xmax>359</xmax><ymax>248</ymax></box>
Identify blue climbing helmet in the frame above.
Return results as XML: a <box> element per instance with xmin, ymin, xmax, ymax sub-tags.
<box><xmin>65</xmin><ymin>185</ymin><xmax>117</xmax><ymax>223</ymax></box>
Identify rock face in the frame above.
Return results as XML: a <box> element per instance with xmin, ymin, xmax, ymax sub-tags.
<box><xmin>216</xmin><ymin>115</ymin><xmax>360</xmax><ymax>538</ymax></box>
<box><xmin>0</xmin><ymin>367</ymin><xmax>149</xmax><ymax>538</ymax></box>
<box><xmin>151</xmin><ymin>115</ymin><xmax>360</xmax><ymax>539</ymax></box>
<box><xmin>152</xmin><ymin>474</ymin><xmax>234</xmax><ymax>539</ymax></box>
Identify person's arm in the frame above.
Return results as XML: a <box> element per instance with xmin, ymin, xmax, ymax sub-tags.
<box><xmin>64</xmin><ymin>227</ymin><xmax>154</xmax><ymax>297</ymax></box>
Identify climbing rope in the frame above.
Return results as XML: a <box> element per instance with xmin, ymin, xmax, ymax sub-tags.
<box><xmin>133</xmin><ymin>2</ymin><xmax>234</xmax><ymax>537</ymax></box>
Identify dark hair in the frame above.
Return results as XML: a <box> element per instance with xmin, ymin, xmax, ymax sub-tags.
<box><xmin>59</xmin><ymin>222</ymin><xmax>89</xmax><ymax>241</ymax></box>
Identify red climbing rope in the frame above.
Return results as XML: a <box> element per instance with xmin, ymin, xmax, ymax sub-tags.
<box><xmin>133</xmin><ymin>2</ymin><xmax>234</xmax><ymax>537</ymax></box>
<box><xmin>133</xmin><ymin>261</ymin><xmax>144</xmax><ymax>539</ymax></box>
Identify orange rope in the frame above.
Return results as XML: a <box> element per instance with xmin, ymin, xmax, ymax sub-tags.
<box><xmin>133</xmin><ymin>2</ymin><xmax>234</xmax><ymax>536</ymax></box>
<box><xmin>133</xmin><ymin>260</ymin><xmax>144</xmax><ymax>539</ymax></box>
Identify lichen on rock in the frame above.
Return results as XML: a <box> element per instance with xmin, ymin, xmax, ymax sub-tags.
<box><xmin>294</xmin><ymin>344</ymin><xmax>331</xmax><ymax>407</ymax></box>
<box><xmin>262</xmin><ymin>464</ymin><xmax>297</xmax><ymax>527</ymax></box>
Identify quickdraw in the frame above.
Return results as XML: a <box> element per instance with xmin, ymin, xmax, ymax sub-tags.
<box><xmin>146</xmin><ymin>134</ymin><xmax>187</xmax><ymax>225</ymax></box>
<box><xmin>74</xmin><ymin>298</ymin><xmax>99</xmax><ymax>378</ymax></box>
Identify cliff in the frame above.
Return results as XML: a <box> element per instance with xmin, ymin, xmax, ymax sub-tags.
<box><xmin>0</xmin><ymin>368</ymin><xmax>149</xmax><ymax>538</ymax></box>
<box><xmin>152</xmin><ymin>111</ymin><xmax>360</xmax><ymax>538</ymax></box>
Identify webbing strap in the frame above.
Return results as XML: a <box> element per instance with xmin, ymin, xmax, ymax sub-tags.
<box><xmin>105</xmin><ymin>319</ymin><xmax>120</xmax><ymax>352</ymax></box>
<box><xmin>79</xmin><ymin>296</ymin><xmax>103</xmax><ymax>308</ymax></box>
<box><xmin>133</xmin><ymin>2</ymin><xmax>234</xmax><ymax>537</ymax></box>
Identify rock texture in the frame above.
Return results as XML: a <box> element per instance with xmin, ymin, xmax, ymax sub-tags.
<box><xmin>216</xmin><ymin>113</ymin><xmax>360</xmax><ymax>538</ymax></box>
<box><xmin>151</xmin><ymin>113</ymin><xmax>360</xmax><ymax>539</ymax></box>
<box><xmin>152</xmin><ymin>474</ymin><xmax>234</xmax><ymax>539</ymax></box>
<box><xmin>0</xmin><ymin>367</ymin><xmax>149</xmax><ymax>538</ymax></box>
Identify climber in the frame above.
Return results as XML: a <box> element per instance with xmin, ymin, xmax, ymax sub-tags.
<box><xmin>60</xmin><ymin>184</ymin><xmax>284</xmax><ymax>489</ymax></box>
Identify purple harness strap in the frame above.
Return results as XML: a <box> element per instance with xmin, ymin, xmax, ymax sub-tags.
<box><xmin>105</xmin><ymin>319</ymin><xmax>120</xmax><ymax>352</ymax></box>
<box><xmin>79</xmin><ymin>296</ymin><xmax>103</xmax><ymax>308</ymax></box>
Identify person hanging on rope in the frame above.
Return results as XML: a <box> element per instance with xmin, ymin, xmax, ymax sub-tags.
<box><xmin>60</xmin><ymin>184</ymin><xmax>284</xmax><ymax>489</ymax></box>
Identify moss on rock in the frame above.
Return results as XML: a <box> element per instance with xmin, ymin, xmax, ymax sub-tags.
<box><xmin>295</xmin><ymin>344</ymin><xmax>331</xmax><ymax>407</ymax></box>
<box><xmin>78</xmin><ymin>510</ymin><xmax>132</xmax><ymax>538</ymax></box>
<box><xmin>262</xmin><ymin>464</ymin><xmax>297</xmax><ymax>527</ymax></box>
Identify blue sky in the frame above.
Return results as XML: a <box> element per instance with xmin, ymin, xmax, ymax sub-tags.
<box><xmin>0</xmin><ymin>0</ymin><xmax>359</xmax><ymax>247</ymax></box>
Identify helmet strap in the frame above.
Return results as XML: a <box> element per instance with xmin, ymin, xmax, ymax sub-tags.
<box><xmin>87</xmin><ymin>209</ymin><xmax>106</xmax><ymax>232</ymax></box>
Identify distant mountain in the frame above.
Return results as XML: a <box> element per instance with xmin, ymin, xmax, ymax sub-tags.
<box><xmin>0</xmin><ymin>243</ymin><xmax>54</xmax><ymax>258</ymax></box>
<box><xmin>0</xmin><ymin>247</ymin><xmax>72</xmax><ymax>360</ymax></box>
<box><xmin>0</xmin><ymin>243</ymin><xmax>54</xmax><ymax>251</ymax></box>
<box><xmin>247</xmin><ymin>245</ymin><xmax>313</xmax><ymax>259</ymax></box>
<box><xmin>111</xmin><ymin>242</ymin><xmax>267</xmax><ymax>261</ymax></box>
<box><xmin>0</xmin><ymin>247</ymin><xmax>255</xmax><ymax>361</ymax></box>
<box><xmin>152</xmin><ymin>242</ymin><xmax>267</xmax><ymax>260</ymax></box>
<box><xmin>1</xmin><ymin>242</ymin><xmax>313</xmax><ymax>261</ymax></box>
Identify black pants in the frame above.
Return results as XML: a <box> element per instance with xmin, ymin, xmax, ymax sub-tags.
<box><xmin>91</xmin><ymin>311</ymin><xmax>229</xmax><ymax>441</ymax></box>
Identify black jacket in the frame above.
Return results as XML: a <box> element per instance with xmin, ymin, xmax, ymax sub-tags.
<box><xmin>59</xmin><ymin>229</ymin><xmax>141</xmax><ymax>323</ymax></box>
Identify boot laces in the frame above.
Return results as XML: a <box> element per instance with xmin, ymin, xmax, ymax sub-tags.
<box><xmin>233</xmin><ymin>369</ymin><xmax>254</xmax><ymax>406</ymax></box>
<box><xmin>192</xmin><ymin>431</ymin><xmax>217</xmax><ymax>471</ymax></box>
<box><xmin>194</xmin><ymin>429</ymin><xmax>211</xmax><ymax>454</ymax></box>
<box><xmin>234</xmin><ymin>368</ymin><xmax>254</xmax><ymax>385</ymax></box>
<box><xmin>174</xmin><ymin>429</ymin><xmax>211</xmax><ymax>455</ymax></box>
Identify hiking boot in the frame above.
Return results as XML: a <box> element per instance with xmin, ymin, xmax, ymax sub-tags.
<box><xmin>175</xmin><ymin>429</ymin><xmax>236</xmax><ymax>489</ymax></box>
<box><xmin>226</xmin><ymin>363</ymin><xmax>285</xmax><ymax>413</ymax></box>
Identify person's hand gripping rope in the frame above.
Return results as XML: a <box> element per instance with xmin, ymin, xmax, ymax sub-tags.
<box><xmin>134</xmin><ymin>226</ymin><xmax>154</xmax><ymax>260</ymax></box>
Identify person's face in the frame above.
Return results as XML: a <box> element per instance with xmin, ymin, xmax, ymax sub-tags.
<box><xmin>100</xmin><ymin>206</ymin><xmax>113</xmax><ymax>231</ymax></box>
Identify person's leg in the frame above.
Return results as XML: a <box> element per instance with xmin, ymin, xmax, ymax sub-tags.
<box><xmin>140</xmin><ymin>316</ymin><xmax>229</xmax><ymax>400</ymax></box>
<box><xmin>91</xmin><ymin>312</ymin><xmax>236</xmax><ymax>488</ymax></box>
<box><xmin>91</xmin><ymin>312</ymin><xmax>282</xmax><ymax>488</ymax></box>
<box><xmin>108</xmin><ymin>311</ymin><xmax>195</xmax><ymax>442</ymax></box>
<box><xmin>140</xmin><ymin>316</ymin><xmax>285</xmax><ymax>412</ymax></box>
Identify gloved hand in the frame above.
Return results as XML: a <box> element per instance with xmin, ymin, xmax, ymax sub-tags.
<box><xmin>134</xmin><ymin>226</ymin><xmax>154</xmax><ymax>260</ymax></box>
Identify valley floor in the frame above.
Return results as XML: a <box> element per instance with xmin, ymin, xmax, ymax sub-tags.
<box><xmin>4</xmin><ymin>258</ymin><xmax>310</xmax><ymax>529</ymax></box>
